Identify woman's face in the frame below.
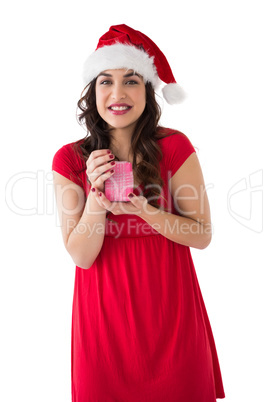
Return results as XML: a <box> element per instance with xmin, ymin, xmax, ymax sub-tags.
<box><xmin>95</xmin><ymin>69</ymin><xmax>146</xmax><ymax>133</ymax></box>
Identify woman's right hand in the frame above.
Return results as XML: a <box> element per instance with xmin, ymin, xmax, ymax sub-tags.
<box><xmin>86</xmin><ymin>149</ymin><xmax>116</xmax><ymax>192</ymax></box>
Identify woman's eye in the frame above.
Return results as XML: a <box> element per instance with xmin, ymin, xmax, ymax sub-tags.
<box><xmin>125</xmin><ymin>80</ymin><xmax>138</xmax><ymax>85</ymax></box>
<box><xmin>100</xmin><ymin>80</ymin><xmax>112</xmax><ymax>85</ymax></box>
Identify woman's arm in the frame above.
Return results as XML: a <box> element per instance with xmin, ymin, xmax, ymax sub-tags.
<box><xmin>91</xmin><ymin>153</ymin><xmax>212</xmax><ymax>249</ymax></box>
<box><xmin>53</xmin><ymin>172</ymin><xmax>107</xmax><ymax>268</ymax></box>
<box><xmin>139</xmin><ymin>152</ymin><xmax>212</xmax><ymax>249</ymax></box>
<box><xmin>53</xmin><ymin>148</ymin><xmax>116</xmax><ymax>269</ymax></box>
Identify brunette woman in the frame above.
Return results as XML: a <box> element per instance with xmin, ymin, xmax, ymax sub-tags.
<box><xmin>53</xmin><ymin>24</ymin><xmax>225</xmax><ymax>401</ymax></box>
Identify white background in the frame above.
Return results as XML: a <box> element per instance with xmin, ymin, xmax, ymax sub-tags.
<box><xmin>1</xmin><ymin>0</ymin><xmax>267</xmax><ymax>401</ymax></box>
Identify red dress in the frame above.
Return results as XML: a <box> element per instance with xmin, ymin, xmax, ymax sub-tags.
<box><xmin>52</xmin><ymin>129</ymin><xmax>225</xmax><ymax>401</ymax></box>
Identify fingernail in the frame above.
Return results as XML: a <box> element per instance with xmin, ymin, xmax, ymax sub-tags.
<box><xmin>107</xmin><ymin>150</ymin><xmax>111</xmax><ymax>154</ymax></box>
<box><xmin>128</xmin><ymin>193</ymin><xmax>134</xmax><ymax>198</ymax></box>
<box><xmin>99</xmin><ymin>192</ymin><xmax>102</xmax><ymax>197</ymax></box>
<box><xmin>110</xmin><ymin>169</ymin><xmax>114</xmax><ymax>174</ymax></box>
<box><xmin>111</xmin><ymin>161</ymin><xmax>116</xmax><ymax>166</ymax></box>
<box><xmin>91</xmin><ymin>188</ymin><xmax>96</xmax><ymax>192</ymax></box>
<box><xmin>109</xmin><ymin>154</ymin><xmax>114</xmax><ymax>159</ymax></box>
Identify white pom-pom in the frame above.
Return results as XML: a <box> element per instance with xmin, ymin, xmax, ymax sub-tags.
<box><xmin>162</xmin><ymin>83</ymin><xmax>187</xmax><ymax>104</ymax></box>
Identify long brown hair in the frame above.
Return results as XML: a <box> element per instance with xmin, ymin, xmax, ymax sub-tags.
<box><xmin>75</xmin><ymin>78</ymin><xmax>166</xmax><ymax>208</ymax></box>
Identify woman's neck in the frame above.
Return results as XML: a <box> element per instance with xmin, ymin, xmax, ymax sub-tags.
<box><xmin>109</xmin><ymin>128</ymin><xmax>133</xmax><ymax>162</ymax></box>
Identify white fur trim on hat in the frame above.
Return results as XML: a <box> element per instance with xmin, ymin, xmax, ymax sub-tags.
<box><xmin>162</xmin><ymin>83</ymin><xmax>187</xmax><ymax>105</ymax></box>
<box><xmin>83</xmin><ymin>43</ymin><xmax>160</xmax><ymax>87</ymax></box>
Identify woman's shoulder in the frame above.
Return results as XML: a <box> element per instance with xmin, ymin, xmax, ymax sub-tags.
<box><xmin>157</xmin><ymin>127</ymin><xmax>194</xmax><ymax>149</ymax></box>
<box><xmin>52</xmin><ymin>140</ymin><xmax>87</xmax><ymax>188</ymax></box>
<box><xmin>157</xmin><ymin>127</ymin><xmax>196</xmax><ymax>175</ymax></box>
<box><xmin>53</xmin><ymin>140</ymin><xmax>85</xmax><ymax>164</ymax></box>
<box><xmin>53</xmin><ymin>139</ymin><xmax>83</xmax><ymax>157</ymax></box>
<box><xmin>52</xmin><ymin>139</ymin><xmax>86</xmax><ymax>177</ymax></box>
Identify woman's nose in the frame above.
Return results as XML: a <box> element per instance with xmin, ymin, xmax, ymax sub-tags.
<box><xmin>111</xmin><ymin>84</ymin><xmax>126</xmax><ymax>100</ymax></box>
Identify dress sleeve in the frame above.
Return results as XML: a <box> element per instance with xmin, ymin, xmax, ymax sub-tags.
<box><xmin>52</xmin><ymin>143</ymin><xmax>85</xmax><ymax>188</ymax></box>
<box><xmin>160</xmin><ymin>132</ymin><xmax>196</xmax><ymax>177</ymax></box>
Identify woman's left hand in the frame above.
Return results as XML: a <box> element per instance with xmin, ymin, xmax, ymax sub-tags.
<box><xmin>90</xmin><ymin>188</ymin><xmax>148</xmax><ymax>216</ymax></box>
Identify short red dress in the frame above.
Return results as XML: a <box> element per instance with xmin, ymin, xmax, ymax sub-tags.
<box><xmin>52</xmin><ymin>128</ymin><xmax>225</xmax><ymax>401</ymax></box>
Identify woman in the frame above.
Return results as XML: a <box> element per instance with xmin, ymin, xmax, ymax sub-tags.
<box><xmin>53</xmin><ymin>24</ymin><xmax>225</xmax><ymax>401</ymax></box>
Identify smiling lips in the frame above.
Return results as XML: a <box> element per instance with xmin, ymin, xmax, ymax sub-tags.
<box><xmin>108</xmin><ymin>103</ymin><xmax>132</xmax><ymax>115</ymax></box>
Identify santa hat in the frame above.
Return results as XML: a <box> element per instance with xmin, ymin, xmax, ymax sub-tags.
<box><xmin>83</xmin><ymin>24</ymin><xmax>186</xmax><ymax>104</ymax></box>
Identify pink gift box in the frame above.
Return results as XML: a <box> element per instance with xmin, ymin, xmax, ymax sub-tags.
<box><xmin>104</xmin><ymin>161</ymin><xmax>134</xmax><ymax>201</ymax></box>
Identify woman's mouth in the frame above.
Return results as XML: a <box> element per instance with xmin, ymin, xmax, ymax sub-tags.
<box><xmin>108</xmin><ymin>104</ymin><xmax>132</xmax><ymax>115</ymax></box>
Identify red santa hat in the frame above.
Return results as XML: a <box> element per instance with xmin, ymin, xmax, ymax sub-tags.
<box><xmin>83</xmin><ymin>24</ymin><xmax>186</xmax><ymax>104</ymax></box>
